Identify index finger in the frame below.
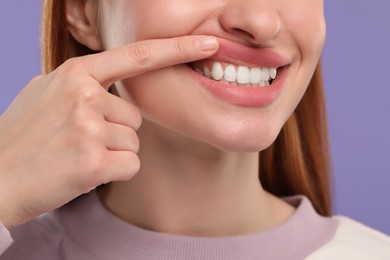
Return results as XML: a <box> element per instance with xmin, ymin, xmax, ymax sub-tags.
<box><xmin>83</xmin><ymin>35</ymin><xmax>219</xmax><ymax>89</ymax></box>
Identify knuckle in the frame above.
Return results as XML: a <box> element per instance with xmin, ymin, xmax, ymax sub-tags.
<box><xmin>128</xmin><ymin>42</ymin><xmax>152</xmax><ymax>67</ymax></box>
<box><xmin>173</xmin><ymin>39</ymin><xmax>187</xmax><ymax>55</ymax></box>
<box><xmin>82</xmin><ymin>149</ymin><xmax>106</xmax><ymax>182</ymax></box>
<box><xmin>54</xmin><ymin>58</ymin><xmax>94</xmax><ymax>99</ymax></box>
<box><xmin>59</xmin><ymin>58</ymin><xmax>87</xmax><ymax>77</ymax></box>
<box><xmin>77</xmin><ymin>86</ymin><xmax>102</xmax><ymax>106</ymax></box>
<box><xmin>68</xmin><ymin>119</ymin><xmax>104</xmax><ymax>153</ymax></box>
<box><xmin>54</xmin><ymin>58</ymin><xmax>86</xmax><ymax>92</ymax></box>
<box><xmin>115</xmin><ymin>152</ymin><xmax>140</xmax><ymax>182</ymax></box>
<box><xmin>62</xmin><ymin>81</ymin><xmax>102</xmax><ymax>111</ymax></box>
<box><xmin>29</xmin><ymin>75</ymin><xmax>44</xmax><ymax>85</ymax></box>
<box><xmin>132</xmin><ymin>109</ymin><xmax>143</xmax><ymax>130</ymax></box>
<box><xmin>128</xmin><ymin>129</ymin><xmax>140</xmax><ymax>152</ymax></box>
<box><xmin>77</xmin><ymin>119</ymin><xmax>105</xmax><ymax>140</ymax></box>
<box><xmin>129</xmin><ymin>153</ymin><xmax>141</xmax><ymax>175</ymax></box>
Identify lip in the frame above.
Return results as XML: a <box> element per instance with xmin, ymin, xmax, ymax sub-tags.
<box><xmin>186</xmin><ymin>38</ymin><xmax>290</xmax><ymax>107</ymax></box>
<box><xmin>209</xmin><ymin>38</ymin><xmax>290</xmax><ymax>68</ymax></box>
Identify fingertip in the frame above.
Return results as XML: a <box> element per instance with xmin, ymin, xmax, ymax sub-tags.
<box><xmin>196</xmin><ymin>36</ymin><xmax>219</xmax><ymax>52</ymax></box>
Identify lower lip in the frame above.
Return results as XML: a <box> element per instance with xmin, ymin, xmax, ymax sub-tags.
<box><xmin>186</xmin><ymin>65</ymin><xmax>289</xmax><ymax>107</ymax></box>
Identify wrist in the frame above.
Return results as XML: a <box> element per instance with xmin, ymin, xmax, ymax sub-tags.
<box><xmin>0</xmin><ymin>195</ymin><xmax>16</xmax><ymax>230</ymax></box>
<box><xmin>0</xmin><ymin>181</ymin><xmax>22</xmax><ymax>230</ymax></box>
<box><xmin>0</xmin><ymin>197</ymin><xmax>23</xmax><ymax>230</ymax></box>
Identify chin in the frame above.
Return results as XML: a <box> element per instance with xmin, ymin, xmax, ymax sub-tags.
<box><xmin>202</xmin><ymin>124</ymin><xmax>281</xmax><ymax>153</ymax></box>
<box><xmin>209</xmin><ymin>137</ymin><xmax>277</xmax><ymax>153</ymax></box>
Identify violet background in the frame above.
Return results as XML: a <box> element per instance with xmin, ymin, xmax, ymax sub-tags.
<box><xmin>0</xmin><ymin>2</ymin><xmax>389</xmax><ymax>235</ymax></box>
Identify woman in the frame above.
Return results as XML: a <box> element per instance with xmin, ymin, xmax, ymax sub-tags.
<box><xmin>0</xmin><ymin>0</ymin><xmax>389</xmax><ymax>259</ymax></box>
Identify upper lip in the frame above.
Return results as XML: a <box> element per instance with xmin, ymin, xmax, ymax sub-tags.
<box><xmin>203</xmin><ymin>37</ymin><xmax>290</xmax><ymax>68</ymax></box>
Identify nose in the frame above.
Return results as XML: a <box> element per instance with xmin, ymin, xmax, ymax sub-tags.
<box><xmin>218</xmin><ymin>0</ymin><xmax>282</xmax><ymax>46</ymax></box>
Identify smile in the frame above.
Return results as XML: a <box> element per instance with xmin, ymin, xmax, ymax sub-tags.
<box><xmin>189</xmin><ymin>60</ymin><xmax>278</xmax><ymax>87</ymax></box>
<box><xmin>186</xmin><ymin>38</ymin><xmax>290</xmax><ymax>107</ymax></box>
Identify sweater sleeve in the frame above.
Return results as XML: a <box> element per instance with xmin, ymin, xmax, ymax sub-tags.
<box><xmin>0</xmin><ymin>223</ymin><xmax>13</xmax><ymax>255</ymax></box>
<box><xmin>306</xmin><ymin>216</ymin><xmax>390</xmax><ymax>259</ymax></box>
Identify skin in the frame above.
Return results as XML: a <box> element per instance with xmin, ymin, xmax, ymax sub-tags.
<box><xmin>0</xmin><ymin>0</ymin><xmax>326</xmax><ymax>237</ymax></box>
<box><xmin>0</xmin><ymin>37</ymin><xmax>219</xmax><ymax>229</ymax></box>
<box><xmin>93</xmin><ymin>0</ymin><xmax>325</xmax><ymax>236</ymax></box>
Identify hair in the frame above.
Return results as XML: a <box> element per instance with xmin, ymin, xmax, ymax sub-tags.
<box><xmin>41</xmin><ymin>0</ymin><xmax>333</xmax><ymax>216</ymax></box>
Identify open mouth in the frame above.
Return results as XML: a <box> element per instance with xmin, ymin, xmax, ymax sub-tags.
<box><xmin>188</xmin><ymin>60</ymin><xmax>281</xmax><ymax>88</ymax></box>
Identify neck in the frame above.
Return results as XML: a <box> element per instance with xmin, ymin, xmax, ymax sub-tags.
<box><xmin>99</xmin><ymin>120</ymin><xmax>294</xmax><ymax>237</ymax></box>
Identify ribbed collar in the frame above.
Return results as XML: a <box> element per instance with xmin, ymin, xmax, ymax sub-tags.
<box><xmin>57</xmin><ymin>191</ymin><xmax>338</xmax><ymax>260</ymax></box>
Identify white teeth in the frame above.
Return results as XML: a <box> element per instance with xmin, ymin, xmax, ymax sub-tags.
<box><xmin>211</xmin><ymin>62</ymin><xmax>224</xmax><ymax>80</ymax></box>
<box><xmin>250</xmin><ymin>68</ymin><xmax>261</xmax><ymax>84</ymax></box>
<box><xmin>260</xmin><ymin>68</ymin><xmax>270</xmax><ymax>81</ymax></box>
<box><xmin>237</xmin><ymin>66</ymin><xmax>250</xmax><ymax>84</ymax></box>
<box><xmin>224</xmin><ymin>64</ymin><xmax>236</xmax><ymax>82</ymax></box>
<box><xmin>260</xmin><ymin>80</ymin><xmax>270</xmax><ymax>87</ymax></box>
<box><xmin>270</xmin><ymin>68</ymin><xmax>277</xmax><ymax>80</ymax></box>
<box><xmin>195</xmin><ymin>62</ymin><xmax>278</xmax><ymax>87</ymax></box>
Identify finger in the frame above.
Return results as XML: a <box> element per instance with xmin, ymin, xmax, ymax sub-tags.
<box><xmin>84</xmin><ymin>35</ymin><xmax>219</xmax><ymax>89</ymax></box>
<box><xmin>105</xmin><ymin>123</ymin><xmax>139</xmax><ymax>152</ymax></box>
<box><xmin>103</xmin><ymin>92</ymin><xmax>142</xmax><ymax>130</ymax></box>
<box><xmin>102</xmin><ymin>151</ymin><xmax>140</xmax><ymax>182</ymax></box>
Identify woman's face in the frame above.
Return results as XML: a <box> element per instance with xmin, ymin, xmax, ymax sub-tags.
<box><xmin>96</xmin><ymin>0</ymin><xmax>325</xmax><ymax>152</ymax></box>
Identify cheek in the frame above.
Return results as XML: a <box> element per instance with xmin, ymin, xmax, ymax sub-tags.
<box><xmin>277</xmin><ymin>0</ymin><xmax>325</xmax><ymax>116</ymax></box>
<box><xmin>118</xmin><ymin>68</ymin><xmax>192</xmax><ymax>126</ymax></box>
<box><xmin>282</xmin><ymin>0</ymin><xmax>326</xmax><ymax>59</ymax></box>
<box><xmin>99</xmin><ymin>0</ymin><xmax>326</xmax><ymax>153</ymax></box>
<box><xmin>118</xmin><ymin>69</ymin><xmax>286</xmax><ymax>153</ymax></box>
<box><xmin>99</xmin><ymin>1</ymin><xmax>206</xmax><ymax>48</ymax></box>
<box><xmin>130</xmin><ymin>1</ymin><xmax>206</xmax><ymax>39</ymax></box>
<box><xmin>98</xmin><ymin>2</ymin><xmax>138</xmax><ymax>48</ymax></box>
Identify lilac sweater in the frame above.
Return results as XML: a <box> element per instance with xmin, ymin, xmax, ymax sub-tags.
<box><xmin>1</xmin><ymin>191</ymin><xmax>389</xmax><ymax>259</ymax></box>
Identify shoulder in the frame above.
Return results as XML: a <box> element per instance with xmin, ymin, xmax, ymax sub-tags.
<box><xmin>1</xmin><ymin>212</ymin><xmax>65</xmax><ymax>260</ymax></box>
<box><xmin>306</xmin><ymin>216</ymin><xmax>390</xmax><ymax>259</ymax></box>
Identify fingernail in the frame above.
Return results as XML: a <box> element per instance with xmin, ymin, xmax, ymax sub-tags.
<box><xmin>197</xmin><ymin>37</ymin><xmax>218</xmax><ymax>51</ymax></box>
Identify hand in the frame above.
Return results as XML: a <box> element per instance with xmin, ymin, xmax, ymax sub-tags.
<box><xmin>0</xmin><ymin>35</ymin><xmax>219</xmax><ymax>229</ymax></box>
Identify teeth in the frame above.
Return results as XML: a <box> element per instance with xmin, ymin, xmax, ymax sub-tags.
<box><xmin>211</xmin><ymin>62</ymin><xmax>224</xmax><ymax>80</ymax></box>
<box><xmin>270</xmin><ymin>68</ymin><xmax>277</xmax><ymax>80</ymax></box>
<box><xmin>250</xmin><ymin>68</ymin><xmax>261</xmax><ymax>84</ymax></box>
<box><xmin>203</xmin><ymin>67</ymin><xmax>211</xmax><ymax>78</ymax></box>
<box><xmin>195</xmin><ymin>61</ymin><xmax>278</xmax><ymax>87</ymax></box>
<box><xmin>260</xmin><ymin>81</ymin><xmax>270</xmax><ymax>87</ymax></box>
<box><xmin>260</xmin><ymin>68</ymin><xmax>270</xmax><ymax>81</ymax></box>
<box><xmin>195</xmin><ymin>68</ymin><xmax>204</xmax><ymax>75</ymax></box>
<box><xmin>224</xmin><ymin>64</ymin><xmax>236</xmax><ymax>82</ymax></box>
<box><xmin>237</xmin><ymin>66</ymin><xmax>250</xmax><ymax>84</ymax></box>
